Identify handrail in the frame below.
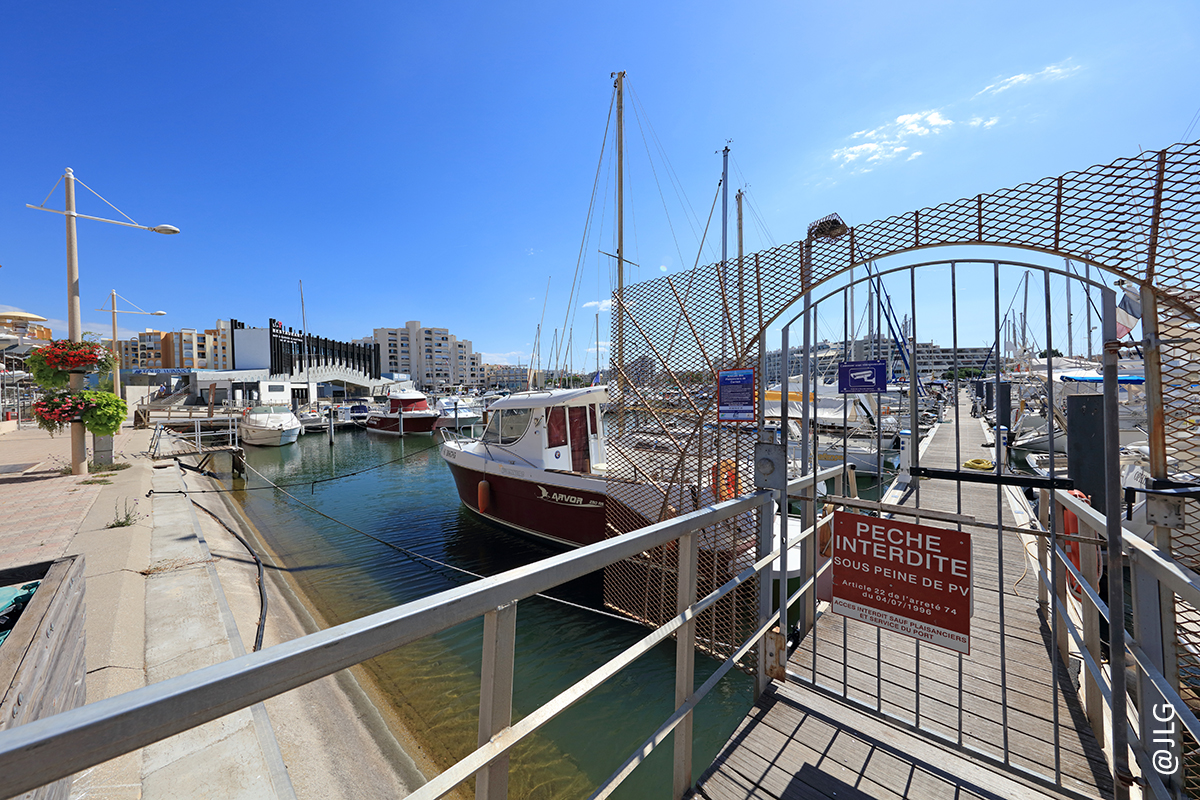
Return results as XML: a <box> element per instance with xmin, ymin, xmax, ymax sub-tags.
<box><xmin>0</xmin><ymin>490</ymin><xmax>775</xmax><ymax>799</ymax></box>
<box><xmin>1036</xmin><ymin>488</ymin><xmax>1192</xmax><ymax>796</ymax></box>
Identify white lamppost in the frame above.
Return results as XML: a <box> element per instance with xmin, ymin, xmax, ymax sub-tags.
<box><xmin>28</xmin><ymin>168</ymin><xmax>179</xmax><ymax>475</ymax></box>
<box><xmin>96</xmin><ymin>291</ymin><xmax>166</xmax><ymax>402</ymax></box>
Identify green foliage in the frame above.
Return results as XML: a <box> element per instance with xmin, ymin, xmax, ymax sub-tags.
<box><xmin>26</xmin><ymin>338</ymin><xmax>115</xmax><ymax>390</ymax></box>
<box><xmin>79</xmin><ymin>391</ymin><xmax>127</xmax><ymax>438</ymax></box>
<box><xmin>1039</xmin><ymin>348</ymin><xmax>1063</xmax><ymax>358</ymax></box>
<box><xmin>106</xmin><ymin>499</ymin><xmax>144</xmax><ymax>528</ymax></box>
<box><xmin>940</xmin><ymin>367</ymin><xmax>985</xmax><ymax>380</ymax></box>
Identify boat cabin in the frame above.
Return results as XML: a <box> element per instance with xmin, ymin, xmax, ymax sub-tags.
<box><xmin>480</xmin><ymin>386</ymin><xmax>608</xmax><ymax>474</ymax></box>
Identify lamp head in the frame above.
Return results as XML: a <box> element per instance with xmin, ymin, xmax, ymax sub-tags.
<box><xmin>152</xmin><ymin>311</ymin><xmax>167</xmax><ymax>316</ymax></box>
<box><xmin>150</xmin><ymin>224</ymin><xmax>180</xmax><ymax>235</ymax></box>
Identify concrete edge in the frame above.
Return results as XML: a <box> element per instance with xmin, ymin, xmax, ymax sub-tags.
<box><xmin>175</xmin><ymin>465</ymin><xmax>297</xmax><ymax>800</ymax></box>
<box><xmin>191</xmin><ymin>474</ymin><xmax>430</xmax><ymax>791</ymax></box>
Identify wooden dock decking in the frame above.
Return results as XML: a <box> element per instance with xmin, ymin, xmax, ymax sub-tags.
<box><xmin>697</xmin><ymin>394</ymin><xmax>1114</xmax><ymax>800</ymax></box>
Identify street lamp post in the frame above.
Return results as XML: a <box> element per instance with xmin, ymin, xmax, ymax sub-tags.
<box><xmin>28</xmin><ymin>167</ymin><xmax>179</xmax><ymax>475</ymax></box>
<box><xmin>97</xmin><ymin>290</ymin><xmax>165</xmax><ymax>402</ymax></box>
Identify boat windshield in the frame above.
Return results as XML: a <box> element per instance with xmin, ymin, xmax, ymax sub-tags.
<box><xmin>481</xmin><ymin>408</ymin><xmax>532</xmax><ymax>445</ymax></box>
<box><xmin>249</xmin><ymin>406</ymin><xmax>291</xmax><ymax>414</ymax></box>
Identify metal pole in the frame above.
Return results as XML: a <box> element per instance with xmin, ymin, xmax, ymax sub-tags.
<box><xmin>65</xmin><ymin>168</ymin><xmax>87</xmax><ymax>476</ymax></box>
<box><xmin>778</xmin><ymin>323</ymin><xmax>790</xmax><ymax>642</ymax></box>
<box><xmin>1101</xmin><ymin>288</ymin><xmax>1132</xmax><ymax>799</ymax></box>
<box><xmin>672</xmin><ymin>530</ymin><xmax>697</xmax><ymax>799</ymax></box>
<box><xmin>110</xmin><ymin>289</ymin><xmax>121</xmax><ymax>401</ymax></box>
<box><xmin>615</xmin><ymin>71</ymin><xmax>625</xmax><ymax>435</ymax></box>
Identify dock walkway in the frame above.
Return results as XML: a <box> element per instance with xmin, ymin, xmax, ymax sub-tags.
<box><xmin>697</xmin><ymin>393</ymin><xmax>1114</xmax><ymax>799</ymax></box>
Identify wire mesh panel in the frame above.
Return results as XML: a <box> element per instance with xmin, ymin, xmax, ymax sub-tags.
<box><xmin>601</xmin><ymin>261</ymin><xmax>763</xmax><ymax>669</ymax></box>
<box><xmin>602</xmin><ymin>139</ymin><xmax>1200</xmax><ymax>720</ymax></box>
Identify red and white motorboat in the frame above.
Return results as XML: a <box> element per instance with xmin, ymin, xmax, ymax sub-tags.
<box><xmin>438</xmin><ymin>386</ymin><xmax>660</xmax><ymax>547</ymax></box>
<box><xmin>365</xmin><ymin>382</ymin><xmax>439</xmax><ymax>435</ymax></box>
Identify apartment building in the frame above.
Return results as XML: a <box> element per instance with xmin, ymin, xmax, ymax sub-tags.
<box><xmin>364</xmin><ymin>322</ymin><xmax>483</xmax><ymax>392</ymax></box>
<box><xmin>113</xmin><ymin>320</ymin><xmax>233</xmax><ymax>371</ymax></box>
<box><xmin>483</xmin><ymin>363</ymin><xmax>530</xmax><ymax>392</ymax></box>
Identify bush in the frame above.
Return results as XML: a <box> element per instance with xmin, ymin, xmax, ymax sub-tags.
<box><xmin>33</xmin><ymin>390</ymin><xmax>127</xmax><ymax>437</ymax></box>
<box><xmin>79</xmin><ymin>391</ymin><xmax>127</xmax><ymax>437</ymax></box>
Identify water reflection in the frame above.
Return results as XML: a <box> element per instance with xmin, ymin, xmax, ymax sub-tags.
<box><xmin>217</xmin><ymin>426</ymin><xmax>753</xmax><ymax>798</ymax></box>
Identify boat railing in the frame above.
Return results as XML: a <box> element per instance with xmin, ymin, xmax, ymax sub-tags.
<box><xmin>0</xmin><ymin>460</ymin><xmax>848</xmax><ymax>799</ymax></box>
<box><xmin>1034</xmin><ymin>486</ymin><xmax>1199</xmax><ymax>796</ymax></box>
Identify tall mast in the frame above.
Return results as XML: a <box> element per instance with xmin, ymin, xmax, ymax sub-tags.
<box><xmin>1065</xmin><ymin>260</ymin><xmax>1074</xmax><ymax>358</ymax></box>
<box><xmin>614</xmin><ymin>70</ymin><xmax>625</xmax><ymax>431</ymax></box>
<box><xmin>736</xmin><ymin>188</ymin><xmax>744</xmax><ymax>365</ymax></box>
<box><xmin>1085</xmin><ymin>263</ymin><xmax>1093</xmax><ymax>358</ymax></box>
<box><xmin>720</xmin><ymin>145</ymin><xmax>729</xmax><ymax>368</ymax></box>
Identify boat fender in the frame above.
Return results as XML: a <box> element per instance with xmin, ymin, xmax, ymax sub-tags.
<box><xmin>478</xmin><ymin>480</ymin><xmax>491</xmax><ymax>513</ymax></box>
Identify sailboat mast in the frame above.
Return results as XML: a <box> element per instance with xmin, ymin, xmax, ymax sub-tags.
<box><xmin>614</xmin><ymin>70</ymin><xmax>625</xmax><ymax>431</ymax></box>
<box><xmin>299</xmin><ymin>279</ymin><xmax>310</xmax><ymax>397</ymax></box>
<box><xmin>736</xmin><ymin>188</ymin><xmax>744</xmax><ymax>364</ymax></box>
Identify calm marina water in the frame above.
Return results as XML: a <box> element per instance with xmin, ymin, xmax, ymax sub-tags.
<box><xmin>215</xmin><ymin>425</ymin><xmax>755</xmax><ymax>798</ymax></box>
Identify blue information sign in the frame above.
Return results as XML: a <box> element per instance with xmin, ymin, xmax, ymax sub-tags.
<box><xmin>717</xmin><ymin>368</ymin><xmax>756</xmax><ymax>422</ymax></box>
<box><xmin>837</xmin><ymin>360</ymin><xmax>887</xmax><ymax>393</ymax></box>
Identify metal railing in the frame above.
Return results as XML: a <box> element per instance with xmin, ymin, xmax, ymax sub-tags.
<box><xmin>149</xmin><ymin>418</ymin><xmax>239</xmax><ymax>459</ymax></box>
<box><xmin>0</xmin><ymin>464</ymin><xmax>845</xmax><ymax>799</ymax></box>
<box><xmin>1035</xmin><ymin>488</ymin><xmax>1196</xmax><ymax>799</ymax></box>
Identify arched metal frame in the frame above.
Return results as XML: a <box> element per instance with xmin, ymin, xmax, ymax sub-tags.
<box><xmin>605</xmin><ymin>141</ymin><xmax>1200</xmax><ymax>798</ymax></box>
<box><xmin>773</xmin><ymin>258</ymin><xmax>1128</xmax><ymax>793</ymax></box>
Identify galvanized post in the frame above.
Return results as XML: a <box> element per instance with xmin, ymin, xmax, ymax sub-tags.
<box><xmin>476</xmin><ymin>602</ymin><xmax>517</xmax><ymax>800</ymax></box>
<box><xmin>1053</xmin><ymin>499</ymin><xmax>1069</xmax><ymax>663</ymax></box>
<box><xmin>673</xmin><ymin>531</ymin><xmax>698</xmax><ymax>800</ymax></box>
<box><xmin>1079</xmin><ymin>516</ymin><xmax>1104</xmax><ymax>747</ymax></box>
<box><xmin>1037</xmin><ymin>489</ymin><xmax>1049</xmax><ymax>609</ymax></box>
<box><xmin>1101</xmin><ymin>288</ymin><xmax>1133</xmax><ymax>799</ymax></box>
<box><xmin>1136</xmin><ymin>284</ymin><xmax>1183</xmax><ymax>797</ymax></box>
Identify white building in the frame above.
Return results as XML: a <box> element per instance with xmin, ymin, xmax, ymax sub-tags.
<box><xmin>361</xmin><ymin>322</ymin><xmax>483</xmax><ymax>392</ymax></box>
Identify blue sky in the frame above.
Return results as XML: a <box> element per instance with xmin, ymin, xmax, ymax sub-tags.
<box><xmin>2</xmin><ymin>1</ymin><xmax>1197</xmax><ymax>366</ymax></box>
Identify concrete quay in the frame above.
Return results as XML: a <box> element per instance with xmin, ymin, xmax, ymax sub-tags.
<box><xmin>0</xmin><ymin>423</ymin><xmax>422</xmax><ymax>799</ymax></box>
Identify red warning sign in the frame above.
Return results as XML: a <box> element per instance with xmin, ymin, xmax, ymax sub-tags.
<box><xmin>830</xmin><ymin>511</ymin><xmax>972</xmax><ymax>654</ymax></box>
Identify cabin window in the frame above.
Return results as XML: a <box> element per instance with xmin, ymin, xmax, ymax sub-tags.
<box><xmin>588</xmin><ymin>405</ymin><xmax>598</xmax><ymax>436</ymax></box>
<box><xmin>268</xmin><ymin>384</ymin><xmax>285</xmax><ymax>392</ymax></box>
<box><xmin>482</xmin><ymin>408</ymin><xmax>532</xmax><ymax>445</ymax></box>
<box><xmin>547</xmin><ymin>407</ymin><xmax>568</xmax><ymax>448</ymax></box>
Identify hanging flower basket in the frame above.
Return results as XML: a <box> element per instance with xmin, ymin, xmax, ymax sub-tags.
<box><xmin>26</xmin><ymin>340</ymin><xmax>115</xmax><ymax>390</ymax></box>
<box><xmin>32</xmin><ymin>391</ymin><xmax>126</xmax><ymax>438</ymax></box>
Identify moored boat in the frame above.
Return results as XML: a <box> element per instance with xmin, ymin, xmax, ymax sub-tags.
<box><xmin>438</xmin><ymin>386</ymin><xmax>654</xmax><ymax>547</ymax></box>
<box><xmin>365</xmin><ymin>382</ymin><xmax>438</xmax><ymax>435</ymax></box>
<box><xmin>240</xmin><ymin>405</ymin><xmax>302</xmax><ymax>447</ymax></box>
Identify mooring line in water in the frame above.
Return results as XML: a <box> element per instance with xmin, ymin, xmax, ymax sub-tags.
<box><xmin>237</xmin><ymin>460</ymin><xmax>639</xmax><ymax>626</ymax></box>
<box><xmin>146</xmin><ymin>445</ymin><xmax>439</xmax><ymax>497</ymax></box>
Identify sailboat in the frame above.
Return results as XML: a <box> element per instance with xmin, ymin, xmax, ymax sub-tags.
<box><xmin>439</xmin><ymin>72</ymin><xmax>644</xmax><ymax>546</ymax></box>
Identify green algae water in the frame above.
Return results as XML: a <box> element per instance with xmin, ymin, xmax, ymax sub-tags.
<box><xmin>217</xmin><ymin>426</ymin><xmax>754</xmax><ymax>798</ymax></box>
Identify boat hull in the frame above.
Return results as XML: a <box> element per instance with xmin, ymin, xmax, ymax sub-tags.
<box><xmin>442</xmin><ymin>456</ymin><xmax>609</xmax><ymax>546</ymax></box>
<box><xmin>365</xmin><ymin>412</ymin><xmax>438</xmax><ymax>435</ymax></box>
<box><xmin>240</xmin><ymin>424</ymin><xmax>301</xmax><ymax>447</ymax></box>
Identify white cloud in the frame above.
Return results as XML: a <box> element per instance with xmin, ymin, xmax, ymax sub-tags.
<box><xmin>587</xmin><ymin>341</ymin><xmax>611</xmax><ymax>354</ymax></box>
<box><xmin>831</xmin><ymin>110</ymin><xmax>950</xmax><ymax>170</ymax></box>
<box><xmin>974</xmin><ymin>61</ymin><xmax>1080</xmax><ymax>97</ymax></box>
<box><xmin>478</xmin><ymin>351</ymin><xmax>528</xmax><ymax>366</ymax></box>
<box><xmin>907</xmin><ymin>151</ymin><xmax>923</xmax><ymax>161</ymax></box>
<box><xmin>968</xmin><ymin>116</ymin><xmax>1000</xmax><ymax>128</ymax></box>
<box><xmin>582</xmin><ymin>299</ymin><xmax>612</xmax><ymax>312</ymax></box>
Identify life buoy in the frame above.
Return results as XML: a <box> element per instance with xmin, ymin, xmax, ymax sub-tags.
<box><xmin>1062</xmin><ymin>489</ymin><xmax>1095</xmax><ymax>599</ymax></box>
<box><xmin>477</xmin><ymin>480</ymin><xmax>491</xmax><ymax>513</ymax></box>
<box><xmin>710</xmin><ymin>459</ymin><xmax>741</xmax><ymax>502</ymax></box>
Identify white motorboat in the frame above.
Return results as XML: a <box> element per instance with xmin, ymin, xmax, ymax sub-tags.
<box><xmin>240</xmin><ymin>405</ymin><xmax>302</xmax><ymax>447</ymax></box>
<box><xmin>433</xmin><ymin>395</ymin><xmax>484</xmax><ymax>428</ymax></box>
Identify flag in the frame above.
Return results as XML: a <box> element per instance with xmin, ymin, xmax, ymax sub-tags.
<box><xmin>1116</xmin><ymin>283</ymin><xmax>1142</xmax><ymax>338</ymax></box>
<box><xmin>590</xmin><ymin>371</ymin><xmax>602</xmax><ymax>386</ymax></box>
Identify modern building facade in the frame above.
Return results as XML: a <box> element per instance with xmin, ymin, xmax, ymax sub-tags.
<box><xmin>362</xmin><ymin>322</ymin><xmax>483</xmax><ymax>392</ymax></box>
